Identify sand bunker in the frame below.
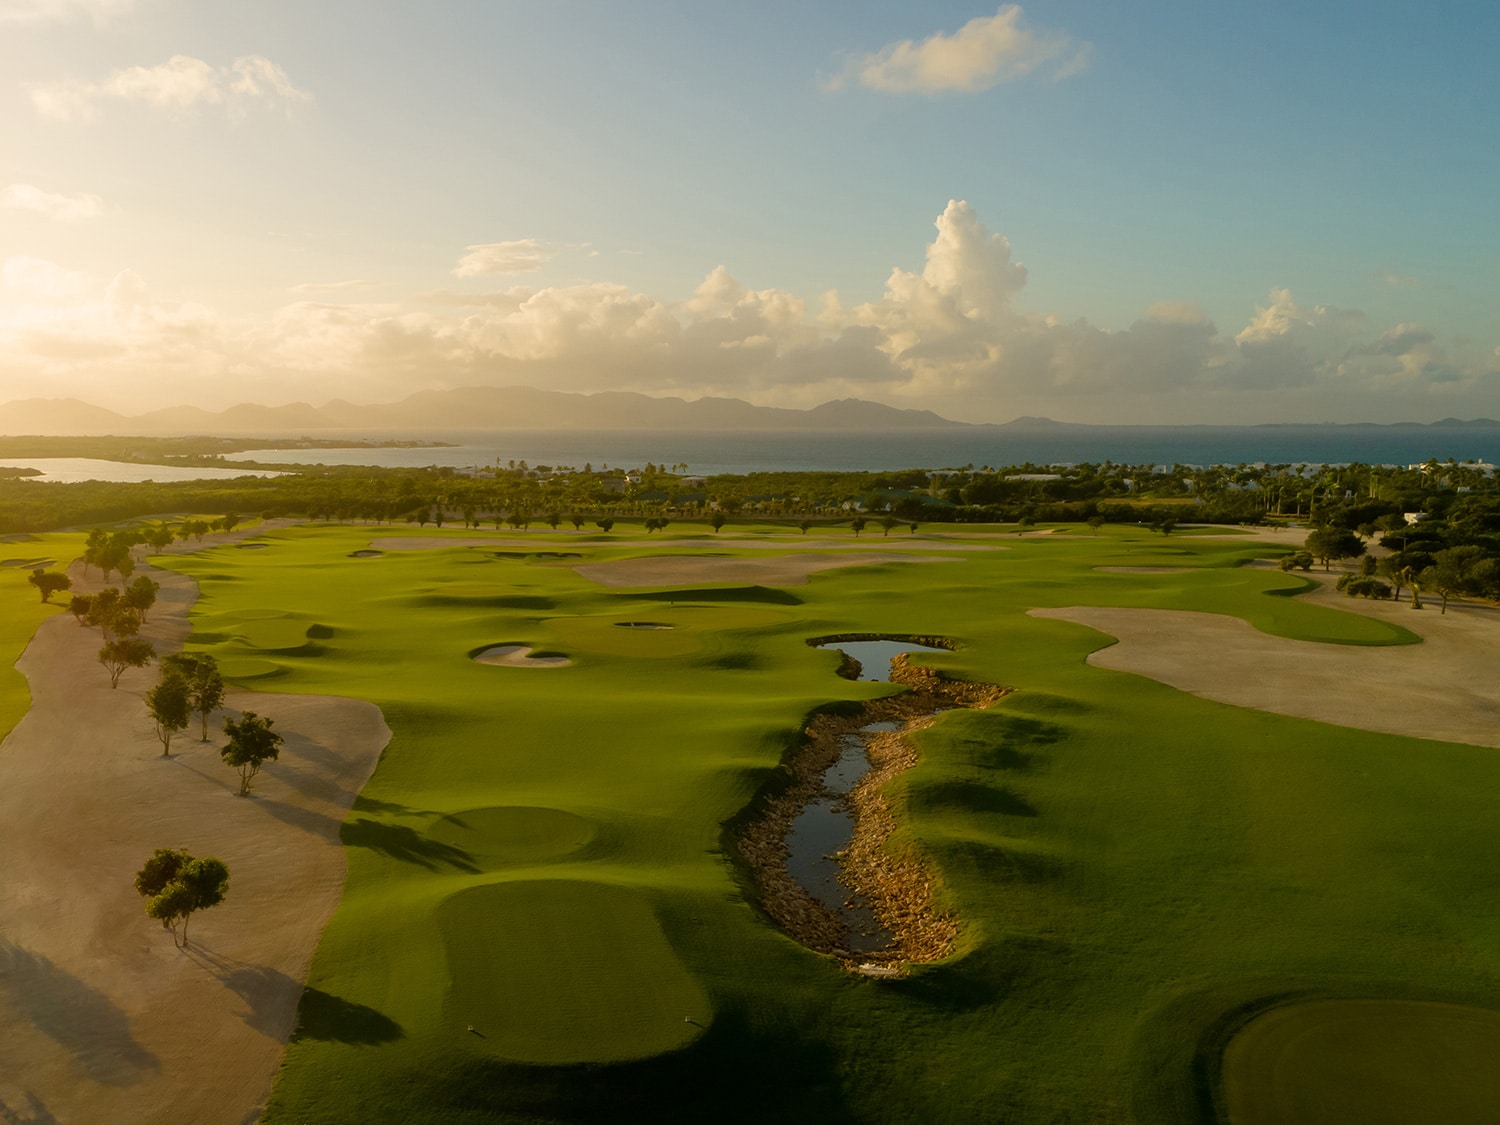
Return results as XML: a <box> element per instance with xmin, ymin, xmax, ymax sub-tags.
<box><xmin>1030</xmin><ymin>598</ymin><xmax>1500</xmax><ymax>748</ymax></box>
<box><xmin>349</xmin><ymin>550</ymin><xmax>382</xmax><ymax>558</ymax></box>
<box><xmin>574</xmin><ymin>552</ymin><xmax>953</xmax><ymax>588</ymax></box>
<box><xmin>614</xmin><ymin>621</ymin><xmax>673</xmax><ymax>630</ymax></box>
<box><xmin>472</xmin><ymin>645</ymin><xmax>572</xmax><ymax>668</ymax></box>
<box><xmin>236</xmin><ymin>542</ymin><xmax>269</xmax><ymax>550</ymax></box>
<box><xmin>0</xmin><ymin>559</ymin><xmax>390</xmax><ymax>1124</ymax></box>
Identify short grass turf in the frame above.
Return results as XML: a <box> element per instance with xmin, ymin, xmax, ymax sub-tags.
<box><xmin>0</xmin><ymin>532</ymin><xmax>84</xmax><ymax>741</ymax></box>
<box><xmin>1221</xmin><ymin>999</ymin><xmax>1500</xmax><ymax>1124</ymax></box>
<box><xmin>146</xmin><ymin>521</ymin><xmax>1500</xmax><ymax>1125</ymax></box>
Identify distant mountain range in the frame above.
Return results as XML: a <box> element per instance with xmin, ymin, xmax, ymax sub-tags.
<box><xmin>0</xmin><ymin>387</ymin><xmax>1496</xmax><ymax>437</ymax></box>
<box><xmin>0</xmin><ymin>388</ymin><xmax>963</xmax><ymax>436</ymax></box>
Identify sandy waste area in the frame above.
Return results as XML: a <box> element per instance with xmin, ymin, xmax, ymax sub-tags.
<box><xmin>0</xmin><ymin>537</ymin><xmax>388</xmax><ymax>1124</ymax></box>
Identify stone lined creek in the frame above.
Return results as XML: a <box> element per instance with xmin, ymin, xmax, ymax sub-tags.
<box><xmin>734</xmin><ymin>636</ymin><xmax>1004</xmax><ymax>971</ymax></box>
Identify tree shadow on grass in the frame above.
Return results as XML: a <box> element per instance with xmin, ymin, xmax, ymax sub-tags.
<box><xmin>0</xmin><ymin>940</ymin><xmax>158</xmax><ymax>1086</ymax></box>
<box><xmin>914</xmin><ymin>780</ymin><xmax>1038</xmax><ymax>818</ymax></box>
<box><xmin>340</xmin><ymin>818</ymin><xmax>479</xmax><ymax>872</ymax></box>
<box><xmin>291</xmin><ymin>988</ymin><xmax>405</xmax><ymax>1045</ymax></box>
<box><xmin>438</xmin><ymin>1005</ymin><xmax>854</xmax><ymax>1125</ymax></box>
<box><xmin>636</xmin><ymin>584</ymin><xmax>804</xmax><ymax>606</ymax></box>
<box><xmin>0</xmin><ymin>1092</ymin><xmax>58</xmax><ymax>1125</ymax></box>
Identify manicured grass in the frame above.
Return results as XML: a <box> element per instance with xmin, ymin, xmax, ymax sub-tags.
<box><xmin>143</xmin><ymin>521</ymin><xmax>1500</xmax><ymax>1124</ymax></box>
<box><xmin>0</xmin><ymin>533</ymin><xmax>84</xmax><ymax>741</ymax></box>
<box><xmin>1222</xmin><ymin>999</ymin><xmax>1500</xmax><ymax>1124</ymax></box>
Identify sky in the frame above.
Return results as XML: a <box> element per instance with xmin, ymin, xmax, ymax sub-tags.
<box><xmin>1</xmin><ymin>0</ymin><xmax>1497</xmax><ymax>425</ymax></box>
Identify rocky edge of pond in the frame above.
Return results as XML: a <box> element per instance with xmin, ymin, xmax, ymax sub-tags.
<box><xmin>734</xmin><ymin>653</ymin><xmax>1006</xmax><ymax>973</ymax></box>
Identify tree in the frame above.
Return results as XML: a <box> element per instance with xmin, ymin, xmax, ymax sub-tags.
<box><xmin>709</xmin><ymin>511</ymin><xmax>726</xmax><ymax>533</ymax></box>
<box><xmin>1304</xmin><ymin>526</ymin><xmax>1365</xmax><ymax>571</ymax></box>
<box><xmin>99</xmin><ymin>638</ymin><xmax>155</xmax><ymax>687</ymax></box>
<box><xmin>1086</xmin><ymin>515</ymin><xmax>1106</xmax><ymax>535</ymax></box>
<box><xmin>221</xmin><ymin>711</ymin><xmax>283</xmax><ymax>796</ymax></box>
<box><xmin>570</xmin><ymin>514</ymin><xmax>586</xmax><ymax>530</ymax></box>
<box><xmin>164</xmin><ymin>652</ymin><xmax>225</xmax><ymax>740</ymax></box>
<box><xmin>124</xmin><ymin>575</ymin><xmax>160</xmax><ymax>623</ymax></box>
<box><xmin>27</xmin><ymin>567</ymin><xmax>71</xmax><ymax>603</ymax></box>
<box><xmin>68</xmin><ymin>593</ymin><xmax>94</xmax><ymax>624</ymax></box>
<box><xmin>134</xmin><ymin>848</ymin><xmax>229</xmax><ymax>947</ymax></box>
<box><xmin>1278</xmin><ymin>551</ymin><xmax>1314</xmax><ymax>572</ymax></box>
<box><xmin>146</xmin><ymin>671</ymin><xmax>191</xmax><ymax>755</ymax></box>
<box><xmin>798</xmin><ymin>519</ymin><xmax>813</xmax><ymax>535</ymax></box>
<box><xmin>878</xmin><ymin>516</ymin><xmax>900</xmax><ymax>537</ymax></box>
<box><xmin>850</xmin><ymin>517</ymin><xmax>866</xmax><ymax>537</ymax></box>
<box><xmin>595</xmin><ymin>518</ymin><xmax>614</xmax><ymax>533</ymax></box>
<box><xmin>1421</xmin><ymin>545</ymin><xmax>1488</xmax><ymax>615</ymax></box>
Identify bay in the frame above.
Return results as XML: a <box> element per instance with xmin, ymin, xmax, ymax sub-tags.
<box><xmin>0</xmin><ymin>458</ymin><xmax>284</xmax><ymax>484</ymax></box>
<box><xmin>221</xmin><ymin>426</ymin><xmax>1500</xmax><ymax>475</ymax></box>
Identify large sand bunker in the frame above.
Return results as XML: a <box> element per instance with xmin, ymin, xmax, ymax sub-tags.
<box><xmin>574</xmin><ymin>552</ymin><xmax>952</xmax><ymax>588</ymax></box>
<box><xmin>1030</xmin><ymin>600</ymin><xmax>1500</xmax><ymax>748</ymax></box>
<box><xmin>471</xmin><ymin>644</ymin><xmax>572</xmax><ymax>668</ymax></box>
<box><xmin>0</xmin><ymin>560</ymin><xmax>389</xmax><ymax>1124</ymax></box>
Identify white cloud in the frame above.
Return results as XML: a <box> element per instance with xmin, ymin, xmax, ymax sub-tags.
<box><xmin>2</xmin><ymin>183</ymin><xmax>105</xmax><ymax>221</ymax></box>
<box><xmin>29</xmin><ymin>54</ymin><xmax>309</xmax><ymax>121</ymax></box>
<box><xmin>825</xmin><ymin>5</ymin><xmax>1091</xmax><ymax>95</ymax></box>
<box><xmin>0</xmin><ymin>0</ymin><xmax>134</xmax><ymax>24</ymax></box>
<box><xmin>3</xmin><ymin>205</ymin><xmax>1497</xmax><ymax>421</ymax></box>
<box><xmin>1371</xmin><ymin>265</ymin><xmax>1418</xmax><ymax>288</ymax></box>
<box><xmin>454</xmin><ymin>239</ymin><xmax>559</xmax><ymax>277</ymax></box>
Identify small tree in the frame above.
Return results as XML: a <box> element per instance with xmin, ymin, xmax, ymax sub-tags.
<box><xmin>221</xmin><ymin>711</ymin><xmax>283</xmax><ymax>796</ymax></box>
<box><xmin>146</xmin><ymin>671</ymin><xmax>191</xmax><ymax>755</ymax></box>
<box><xmin>1305</xmin><ymin>526</ymin><xmax>1365</xmax><ymax>572</ymax></box>
<box><xmin>798</xmin><ymin>519</ymin><xmax>813</xmax><ymax>535</ymax></box>
<box><xmin>569</xmin><ymin>514</ymin><xmax>586</xmax><ymax>530</ymax></box>
<box><xmin>709</xmin><ymin>512</ymin><xmax>727</xmax><ymax>533</ymax></box>
<box><xmin>124</xmin><ymin>575</ymin><xmax>160</xmax><ymax>623</ymax></box>
<box><xmin>850</xmin><ymin>517</ymin><xmax>866</xmax><ymax>537</ymax></box>
<box><xmin>1086</xmin><ymin>515</ymin><xmax>1106</xmax><ymax>536</ymax></box>
<box><xmin>99</xmin><ymin>637</ymin><xmax>155</xmax><ymax>688</ymax></box>
<box><xmin>878</xmin><ymin>516</ymin><xmax>900</xmax><ymax>537</ymax></box>
<box><xmin>164</xmin><ymin>652</ymin><xmax>226</xmax><ymax>740</ymax></box>
<box><xmin>27</xmin><ymin>568</ymin><xmax>71</xmax><ymax>603</ymax></box>
<box><xmin>595</xmin><ymin>518</ymin><xmax>614</xmax><ymax>533</ymax></box>
<box><xmin>134</xmin><ymin>848</ymin><xmax>229</xmax><ymax>946</ymax></box>
<box><xmin>68</xmin><ymin>593</ymin><xmax>94</xmax><ymax>624</ymax></box>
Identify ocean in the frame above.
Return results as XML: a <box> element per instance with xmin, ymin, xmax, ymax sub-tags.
<box><xmin>221</xmin><ymin>426</ymin><xmax>1500</xmax><ymax>476</ymax></box>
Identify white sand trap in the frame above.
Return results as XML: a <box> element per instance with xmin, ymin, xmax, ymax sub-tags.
<box><xmin>472</xmin><ymin>645</ymin><xmax>572</xmax><ymax>668</ymax></box>
<box><xmin>0</xmin><ymin>559</ymin><xmax>389</xmax><ymax>1124</ymax></box>
<box><xmin>1029</xmin><ymin>600</ymin><xmax>1500</xmax><ymax>748</ymax></box>
<box><xmin>1093</xmin><ymin>566</ymin><xmax>1193</xmax><ymax>574</ymax></box>
<box><xmin>574</xmin><ymin>552</ymin><xmax>954</xmax><ymax>588</ymax></box>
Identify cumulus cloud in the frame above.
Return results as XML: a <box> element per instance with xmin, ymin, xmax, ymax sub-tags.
<box><xmin>825</xmin><ymin>5</ymin><xmax>1091</xmax><ymax>94</ymax></box>
<box><xmin>454</xmin><ymin>239</ymin><xmax>562</xmax><ymax>277</ymax></box>
<box><xmin>0</xmin><ymin>0</ymin><xmax>133</xmax><ymax>23</ymax></box>
<box><xmin>2</xmin><ymin>183</ymin><xmax>105</xmax><ymax>221</ymax></box>
<box><xmin>3</xmin><ymin>203</ymin><xmax>1497</xmax><ymax>420</ymax></box>
<box><xmin>29</xmin><ymin>54</ymin><xmax>309</xmax><ymax>121</ymax></box>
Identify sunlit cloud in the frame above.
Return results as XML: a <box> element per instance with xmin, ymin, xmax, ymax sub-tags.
<box><xmin>824</xmin><ymin>5</ymin><xmax>1091</xmax><ymax>95</ymax></box>
<box><xmin>2</xmin><ymin>204</ymin><xmax>1496</xmax><ymax>421</ymax></box>
<box><xmin>29</xmin><ymin>54</ymin><xmax>310</xmax><ymax>121</ymax></box>
<box><xmin>0</xmin><ymin>0</ymin><xmax>134</xmax><ymax>24</ymax></box>
<box><xmin>2</xmin><ymin>183</ymin><xmax>106</xmax><ymax>221</ymax></box>
<box><xmin>453</xmin><ymin>239</ymin><xmax>559</xmax><ymax>277</ymax></box>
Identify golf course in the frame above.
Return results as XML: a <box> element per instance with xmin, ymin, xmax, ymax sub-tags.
<box><xmin>4</xmin><ymin>519</ymin><xmax>1499</xmax><ymax>1123</ymax></box>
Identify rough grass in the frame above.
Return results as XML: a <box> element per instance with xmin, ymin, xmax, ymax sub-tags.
<box><xmin>134</xmin><ymin>520</ymin><xmax>1500</xmax><ymax>1125</ymax></box>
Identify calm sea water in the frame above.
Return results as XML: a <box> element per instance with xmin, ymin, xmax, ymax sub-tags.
<box><xmin>0</xmin><ymin>458</ymin><xmax>284</xmax><ymax>484</ymax></box>
<box><xmin>222</xmin><ymin>426</ymin><xmax>1500</xmax><ymax>476</ymax></box>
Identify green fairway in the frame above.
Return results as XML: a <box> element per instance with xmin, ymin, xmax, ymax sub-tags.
<box><xmin>137</xmin><ymin>521</ymin><xmax>1500</xmax><ymax>1124</ymax></box>
<box><xmin>0</xmin><ymin>532</ymin><xmax>83</xmax><ymax>741</ymax></box>
<box><xmin>1222</xmin><ymin>999</ymin><xmax>1500</xmax><ymax>1124</ymax></box>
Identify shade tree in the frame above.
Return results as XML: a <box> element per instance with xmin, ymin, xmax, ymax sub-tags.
<box><xmin>221</xmin><ymin>711</ymin><xmax>284</xmax><ymax>796</ymax></box>
<box><xmin>146</xmin><ymin>670</ymin><xmax>191</xmax><ymax>755</ymax></box>
<box><xmin>134</xmin><ymin>848</ymin><xmax>229</xmax><ymax>947</ymax></box>
<box><xmin>27</xmin><ymin>567</ymin><xmax>71</xmax><ymax>603</ymax></box>
<box><xmin>99</xmin><ymin>637</ymin><xmax>155</xmax><ymax>687</ymax></box>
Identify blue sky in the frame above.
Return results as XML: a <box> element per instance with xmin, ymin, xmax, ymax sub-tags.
<box><xmin>1</xmin><ymin>0</ymin><xmax>1496</xmax><ymax>423</ymax></box>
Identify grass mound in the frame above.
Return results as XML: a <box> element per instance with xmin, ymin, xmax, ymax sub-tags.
<box><xmin>428</xmin><ymin>806</ymin><xmax>597</xmax><ymax>866</ymax></box>
<box><xmin>438</xmin><ymin>880</ymin><xmax>709</xmax><ymax>1063</ymax></box>
<box><xmin>1222</xmin><ymin>999</ymin><xmax>1500</xmax><ymax>1124</ymax></box>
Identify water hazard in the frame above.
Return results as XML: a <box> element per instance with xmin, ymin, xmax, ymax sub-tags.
<box><xmin>785</xmin><ymin>721</ymin><xmax>902</xmax><ymax>953</ymax></box>
<box><xmin>813</xmin><ymin>638</ymin><xmax>947</xmax><ymax>681</ymax></box>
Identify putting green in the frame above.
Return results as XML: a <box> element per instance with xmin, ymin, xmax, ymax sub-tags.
<box><xmin>1222</xmin><ymin>999</ymin><xmax>1500</xmax><ymax>1124</ymax></box>
<box><xmin>438</xmin><ymin>879</ymin><xmax>709</xmax><ymax>1063</ymax></box>
<box><xmin>428</xmin><ymin>806</ymin><xmax>596</xmax><ymax>866</ymax></box>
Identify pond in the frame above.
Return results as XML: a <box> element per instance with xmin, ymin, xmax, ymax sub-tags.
<box><xmin>812</xmin><ymin>638</ymin><xmax>948</xmax><ymax>681</ymax></box>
